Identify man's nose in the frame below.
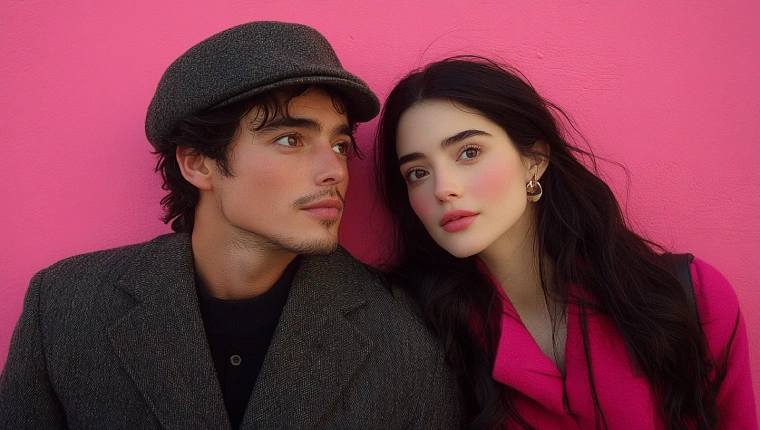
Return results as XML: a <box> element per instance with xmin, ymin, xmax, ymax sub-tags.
<box><xmin>313</xmin><ymin>144</ymin><xmax>348</xmax><ymax>186</ymax></box>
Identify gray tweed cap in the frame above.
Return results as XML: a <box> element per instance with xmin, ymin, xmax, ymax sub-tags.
<box><xmin>145</xmin><ymin>21</ymin><xmax>380</xmax><ymax>149</ymax></box>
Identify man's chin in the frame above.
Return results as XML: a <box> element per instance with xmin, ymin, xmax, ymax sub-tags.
<box><xmin>303</xmin><ymin>238</ymin><xmax>339</xmax><ymax>256</ymax></box>
<box><xmin>309</xmin><ymin>245</ymin><xmax>339</xmax><ymax>256</ymax></box>
<box><xmin>284</xmin><ymin>235</ymin><xmax>339</xmax><ymax>256</ymax></box>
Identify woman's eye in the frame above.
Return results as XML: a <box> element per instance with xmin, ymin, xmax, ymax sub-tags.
<box><xmin>274</xmin><ymin>135</ymin><xmax>300</xmax><ymax>147</ymax></box>
<box><xmin>405</xmin><ymin>168</ymin><xmax>429</xmax><ymax>184</ymax></box>
<box><xmin>332</xmin><ymin>141</ymin><xmax>350</xmax><ymax>155</ymax></box>
<box><xmin>458</xmin><ymin>147</ymin><xmax>480</xmax><ymax>160</ymax></box>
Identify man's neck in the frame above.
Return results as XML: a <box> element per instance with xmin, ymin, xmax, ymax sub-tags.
<box><xmin>191</xmin><ymin>225</ymin><xmax>297</xmax><ymax>300</ymax></box>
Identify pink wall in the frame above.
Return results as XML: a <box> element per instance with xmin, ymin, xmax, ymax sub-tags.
<box><xmin>2</xmin><ymin>0</ymin><xmax>758</xmax><ymax>416</ymax></box>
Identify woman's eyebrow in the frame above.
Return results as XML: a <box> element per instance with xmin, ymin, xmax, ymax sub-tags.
<box><xmin>441</xmin><ymin>129</ymin><xmax>491</xmax><ymax>148</ymax></box>
<box><xmin>397</xmin><ymin>152</ymin><xmax>424</xmax><ymax>167</ymax></box>
<box><xmin>398</xmin><ymin>129</ymin><xmax>491</xmax><ymax>166</ymax></box>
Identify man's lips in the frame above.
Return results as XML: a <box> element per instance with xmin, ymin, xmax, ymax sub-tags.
<box><xmin>439</xmin><ymin>210</ymin><xmax>478</xmax><ymax>233</ymax></box>
<box><xmin>301</xmin><ymin>198</ymin><xmax>343</xmax><ymax>220</ymax></box>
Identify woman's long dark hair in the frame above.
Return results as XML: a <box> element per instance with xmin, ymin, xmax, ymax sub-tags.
<box><xmin>375</xmin><ymin>57</ymin><xmax>735</xmax><ymax>429</ymax></box>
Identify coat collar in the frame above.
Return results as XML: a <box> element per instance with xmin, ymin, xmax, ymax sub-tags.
<box><xmin>492</xmin><ymin>297</ymin><xmax>567</xmax><ymax>414</ymax></box>
<box><xmin>477</xmin><ymin>259</ymin><xmax>567</xmax><ymax>414</ymax></box>
<box><xmin>106</xmin><ymin>234</ymin><xmax>373</xmax><ymax>430</ymax></box>
<box><xmin>243</xmin><ymin>247</ymin><xmax>373</xmax><ymax>430</ymax></box>
<box><xmin>106</xmin><ymin>233</ymin><xmax>230</xmax><ymax>429</ymax></box>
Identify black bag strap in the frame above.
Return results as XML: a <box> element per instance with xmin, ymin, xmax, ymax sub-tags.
<box><xmin>661</xmin><ymin>253</ymin><xmax>699</xmax><ymax>324</ymax></box>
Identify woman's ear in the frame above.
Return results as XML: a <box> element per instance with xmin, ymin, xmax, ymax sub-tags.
<box><xmin>522</xmin><ymin>141</ymin><xmax>550</xmax><ymax>181</ymax></box>
<box><xmin>533</xmin><ymin>140</ymin><xmax>549</xmax><ymax>179</ymax></box>
<box><xmin>176</xmin><ymin>146</ymin><xmax>214</xmax><ymax>191</ymax></box>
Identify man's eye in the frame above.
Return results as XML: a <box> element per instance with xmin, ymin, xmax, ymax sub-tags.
<box><xmin>274</xmin><ymin>135</ymin><xmax>300</xmax><ymax>147</ymax></box>
<box><xmin>332</xmin><ymin>141</ymin><xmax>350</xmax><ymax>155</ymax></box>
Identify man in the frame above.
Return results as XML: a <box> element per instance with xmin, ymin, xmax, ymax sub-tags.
<box><xmin>0</xmin><ymin>22</ymin><xmax>462</xmax><ymax>429</ymax></box>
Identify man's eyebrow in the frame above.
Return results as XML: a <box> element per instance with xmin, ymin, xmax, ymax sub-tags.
<box><xmin>257</xmin><ymin>117</ymin><xmax>321</xmax><ymax>133</ymax></box>
<box><xmin>257</xmin><ymin>117</ymin><xmax>352</xmax><ymax>137</ymax></box>
<box><xmin>441</xmin><ymin>129</ymin><xmax>491</xmax><ymax>148</ymax></box>
<box><xmin>333</xmin><ymin>123</ymin><xmax>353</xmax><ymax>138</ymax></box>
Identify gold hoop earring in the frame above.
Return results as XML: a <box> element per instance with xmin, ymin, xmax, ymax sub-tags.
<box><xmin>526</xmin><ymin>172</ymin><xmax>542</xmax><ymax>202</ymax></box>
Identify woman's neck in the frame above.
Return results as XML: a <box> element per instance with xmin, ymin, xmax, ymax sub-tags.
<box><xmin>478</xmin><ymin>218</ymin><xmax>545</xmax><ymax>309</ymax></box>
<box><xmin>478</xmin><ymin>219</ymin><xmax>566</xmax><ymax>374</ymax></box>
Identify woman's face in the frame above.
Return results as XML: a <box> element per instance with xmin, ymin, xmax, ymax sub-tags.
<box><xmin>395</xmin><ymin>99</ymin><xmax>536</xmax><ymax>259</ymax></box>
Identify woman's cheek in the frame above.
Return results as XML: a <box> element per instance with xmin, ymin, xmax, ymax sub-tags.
<box><xmin>474</xmin><ymin>163</ymin><xmax>508</xmax><ymax>195</ymax></box>
<box><xmin>408</xmin><ymin>189</ymin><xmax>435</xmax><ymax>226</ymax></box>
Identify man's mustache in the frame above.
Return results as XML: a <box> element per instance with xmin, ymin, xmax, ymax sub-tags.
<box><xmin>292</xmin><ymin>187</ymin><xmax>345</xmax><ymax>208</ymax></box>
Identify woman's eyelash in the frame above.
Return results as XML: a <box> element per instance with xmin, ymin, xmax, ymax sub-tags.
<box><xmin>458</xmin><ymin>144</ymin><xmax>482</xmax><ymax>159</ymax></box>
<box><xmin>403</xmin><ymin>167</ymin><xmax>428</xmax><ymax>183</ymax></box>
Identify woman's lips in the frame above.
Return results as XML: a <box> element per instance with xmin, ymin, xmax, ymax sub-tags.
<box><xmin>439</xmin><ymin>210</ymin><xmax>478</xmax><ymax>233</ymax></box>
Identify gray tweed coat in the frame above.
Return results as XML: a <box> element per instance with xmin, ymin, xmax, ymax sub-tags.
<box><xmin>0</xmin><ymin>233</ymin><xmax>464</xmax><ymax>429</ymax></box>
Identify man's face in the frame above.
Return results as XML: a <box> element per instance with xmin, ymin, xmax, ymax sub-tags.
<box><xmin>207</xmin><ymin>88</ymin><xmax>352</xmax><ymax>255</ymax></box>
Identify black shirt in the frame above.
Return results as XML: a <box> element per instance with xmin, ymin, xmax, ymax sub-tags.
<box><xmin>195</xmin><ymin>257</ymin><xmax>299</xmax><ymax>430</ymax></box>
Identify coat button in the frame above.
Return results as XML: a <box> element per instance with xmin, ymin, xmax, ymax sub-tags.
<box><xmin>230</xmin><ymin>355</ymin><xmax>242</xmax><ymax>366</ymax></box>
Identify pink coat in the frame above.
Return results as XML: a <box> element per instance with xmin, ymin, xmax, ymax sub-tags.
<box><xmin>489</xmin><ymin>258</ymin><xmax>756</xmax><ymax>429</ymax></box>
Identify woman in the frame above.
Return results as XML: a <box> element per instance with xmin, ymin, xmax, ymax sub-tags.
<box><xmin>375</xmin><ymin>57</ymin><xmax>755</xmax><ymax>429</ymax></box>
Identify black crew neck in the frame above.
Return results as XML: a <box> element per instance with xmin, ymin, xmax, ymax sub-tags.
<box><xmin>195</xmin><ymin>256</ymin><xmax>300</xmax><ymax>430</ymax></box>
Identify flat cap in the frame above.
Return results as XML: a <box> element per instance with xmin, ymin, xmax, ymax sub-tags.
<box><xmin>145</xmin><ymin>21</ymin><xmax>380</xmax><ymax>149</ymax></box>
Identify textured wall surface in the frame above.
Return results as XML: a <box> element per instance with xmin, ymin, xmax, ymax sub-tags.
<box><xmin>2</xmin><ymin>0</ymin><xmax>758</xmax><ymax>416</ymax></box>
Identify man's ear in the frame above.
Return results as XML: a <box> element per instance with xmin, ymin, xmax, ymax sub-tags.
<box><xmin>176</xmin><ymin>146</ymin><xmax>214</xmax><ymax>190</ymax></box>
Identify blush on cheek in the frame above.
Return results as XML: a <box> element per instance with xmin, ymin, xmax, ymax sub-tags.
<box><xmin>472</xmin><ymin>161</ymin><xmax>520</xmax><ymax>199</ymax></box>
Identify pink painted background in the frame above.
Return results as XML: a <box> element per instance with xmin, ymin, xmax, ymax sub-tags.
<box><xmin>2</xmin><ymin>0</ymin><xmax>758</xmax><ymax>417</ymax></box>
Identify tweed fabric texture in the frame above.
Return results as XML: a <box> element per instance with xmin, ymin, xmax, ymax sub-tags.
<box><xmin>145</xmin><ymin>21</ymin><xmax>380</xmax><ymax>148</ymax></box>
<box><xmin>0</xmin><ymin>233</ymin><xmax>464</xmax><ymax>429</ymax></box>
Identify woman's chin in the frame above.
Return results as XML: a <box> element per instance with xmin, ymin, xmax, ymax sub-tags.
<box><xmin>438</xmin><ymin>243</ymin><xmax>482</xmax><ymax>259</ymax></box>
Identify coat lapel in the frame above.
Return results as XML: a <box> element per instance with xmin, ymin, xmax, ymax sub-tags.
<box><xmin>479</xmin><ymin>259</ymin><xmax>567</xmax><ymax>414</ymax></box>
<box><xmin>106</xmin><ymin>234</ymin><xmax>230</xmax><ymax>430</ymax></box>
<box><xmin>492</xmin><ymin>293</ymin><xmax>567</xmax><ymax>414</ymax></box>
<box><xmin>243</xmin><ymin>249</ymin><xmax>373</xmax><ymax>430</ymax></box>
